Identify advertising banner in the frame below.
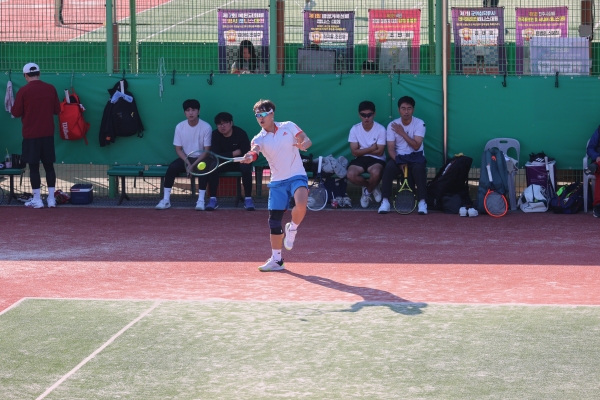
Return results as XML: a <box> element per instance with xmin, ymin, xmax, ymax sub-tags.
<box><xmin>217</xmin><ymin>9</ymin><xmax>269</xmax><ymax>74</ymax></box>
<box><xmin>303</xmin><ymin>11</ymin><xmax>355</xmax><ymax>73</ymax></box>
<box><xmin>368</xmin><ymin>9</ymin><xmax>421</xmax><ymax>74</ymax></box>
<box><xmin>451</xmin><ymin>7</ymin><xmax>505</xmax><ymax>74</ymax></box>
<box><xmin>530</xmin><ymin>37</ymin><xmax>590</xmax><ymax>75</ymax></box>
<box><xmin>516</xmin><ymin>7</ymin><xmax>568</xmax><ymax>75</ymax></box>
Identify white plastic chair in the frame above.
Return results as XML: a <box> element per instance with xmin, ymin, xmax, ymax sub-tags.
<box><xmin>583</xmin><ymin>139</ymin><xmax>597</xmax><ymax>212</ymax></box>
<box><xmin>484</xmin><ymin>138</ymin><xmax>520</xmax><ymax>211</ymax></box>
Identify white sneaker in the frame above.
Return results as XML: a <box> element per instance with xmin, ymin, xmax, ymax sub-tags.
<box><xmin>342</xmin><ymin>196</ymin><xmax>352</xmax><ymax>208</ymax></box>
<box><xmin>155</xmin><ymin>199</ymin><xmax>171</xmax><ymax>210</ymax></box>
<box><xmin>378</xmin><ymin>199</ymin><xmax>390</xmax><ymax>214</ymax></box>
<box><xmin>418</xmin><ymin>201</ymin><xmax>428</xmax><ymax>215</ymax></box>
<box><xmin>459</xmin><ymin>207</ymin><xmax>467</xmax><ymax>217</ymax></box>
<box><xmin>47</xmin><ymin>197</ymin><xmax>56</xmax><ymax>208</ymax></box>
<box><xmin>24</xmin><ymin>198</ymin><xmax>44</xmax><ymax>209</ymax></box>
<box><xmin>468</xmin><ymin>208</ymin><xmax>479</xmax><ymax>217</ymax></box>
<box><xmin>360</xmin><ymin>187</ymin><xmax>372</xmax><ymax>208</ymax></box>
<box><xmin>284</xmin><ymin>223</ymin><xmax>297</xmax><ymax>250</ymax></box>
<box><xmin>195</xmin><ymin>198</ymin><xmax>205</xmax><ymax>211</ymax></box>
<box><xmin>372</xmin><ymin>185</ymin><xmax>382</xmax><ymax>203</ymax></box>
<box><xmin>258</xmin><ymin>257</ymin><xmax>285</xmax><ymax>272</ymax></box>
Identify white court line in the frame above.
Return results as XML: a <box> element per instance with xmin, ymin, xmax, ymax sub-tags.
<box><xmin>140</xmin><ymin>0</ymin><xmax>238</xmax><ymax>42</ymax></box>
<box><xmin>35</xmin><ymin>300</ymin><xmax>161</xmax><ymax>400</ymax></box>
<box><xmin>0</xmin><ymin>298</ymin><xmax>28</xmax><ymax>316</ymax></box>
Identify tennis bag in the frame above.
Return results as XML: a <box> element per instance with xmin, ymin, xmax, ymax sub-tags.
<box><xmin>549</xmin><ymin>182</ymin><xmax>587</xmax><ymax>214</ymax></box>
<box><xmin>58</xmin><ymin>89</ymin><xmax>90</xmax><ymax>145</ymax></box>
<box><xmin>426</xmin><ymin>154</ymin><xmax>473</xmax><ymax>211</ymax></box>
<box><xmin>518</xmin><ymin>184</ymin><xmax>549</xmax><ymax>213</ymax></box>
<box><xmin>477</xmin><ymin>147</ymin><xmax>509</xmax><ymax>214</ymax></box>
<box><xmin>99</xmin><ymin>79</ymin><xmax>145</xmax><ymax>146</ymax></box>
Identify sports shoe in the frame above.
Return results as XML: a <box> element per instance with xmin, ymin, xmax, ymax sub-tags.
<box><xmin>330</xmin><ymin>197</ymin><xmax>340</xmax><ymax>209</ymax></box>
<box><xmin>24</xmin><ymin>198</ymin><xmax>44</xmax><ymax>209</ymax></box>
<box><xmin>195</xmin><ymin>198</ymin><xmax>205</xmax><ymax>211</ymax></box>
<box><xmin>244</xmin><ymin>198</ymin><xmax>255</xmax><ymax>211</ymax></box>
<box><xmin>378</xmin><ymin>198</ymin><xmax>390</xmax><ymax>214</ymax></box>
<box><xmin>593</xmin><ymin>205</ymin><xmax>600</xmax><ymax>218</ymax></box>
<box><xmin>372</xmin><ymin>185</ymin><xmax>382</xmax><ymax>203</ymax></box>
<box><xmin>342</xmin><ymin>196</ymin><xmax>352</xmax><ymax>208</ymax></box>
<box><xmin>459</xmin><ymin>207</ymin><xmax>468</xmax><ymax>217</ymax></box>
<box><xmin>584</xmin><ymin>163</ymin><xmax>598</xmax><ymax>176</ymax></box>
<box><xmin>284</xmin><ymin>222</ymin><xmax>297</xmax><ymax>250</ymax></box>
<box><xmin>258</xmin><ymin>257</ymin><xmax>285</xmax><ymax>272</ymax></box>
<box><xmin>468</xmin><ymin>208</ymin><xmax>479</xmax><ymax>217</ymax></box>
<box><xmin>155</xmin><ymin>199</ymin><xmax>171</xmax><ymax>210</ymax></box>
<box><xmin>417</xmin><ymin>201</ymin><xmax>428</xmax><ymax>215</ymax></box>
<box><xmin>205</xmin><ymin>197</ymin><xmax>218</xmax><ymax>211</ymax></box>
<box><xmin>47</xmin><ymin>197</ymin><xmax>56</xmax><ymax>208</ymax></box>
<box><xmin>360</xmin><ymin>187</ymin><xmax>372</xmax><ymax>208</ymax></box>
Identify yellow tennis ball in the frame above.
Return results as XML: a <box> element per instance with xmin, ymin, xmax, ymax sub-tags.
<box><xmin>197</xmin><ymin>161</ymin><xmax>206</xmax><ymax>171</ymax></box>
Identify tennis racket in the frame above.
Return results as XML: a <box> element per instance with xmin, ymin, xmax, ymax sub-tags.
<box><xmin>483</xmin><ymin>164</ymin><xmax>508</xmax><ymax>217</ymax></box>
<box><xmin>394</xmin><ymin>164</ymin><xmax>417</xmax><ymax>214</ymax></box>
<box><xmin>545</xmin><ymin>156</ymin><xmax>556</xmax><ymax>198</ymax></box>
<box><xmin>307</xmin><ymin>156</ymin><xmax>328</xmax><ymax>211</ymax></box>
<box><xmin>187</xmin><ymin>150</ymin><xmax>245</xmax><ymax>177</ymax></box>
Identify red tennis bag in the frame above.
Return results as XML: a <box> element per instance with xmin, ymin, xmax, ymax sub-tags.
<box><xmin>59</xmin><ymin>88</ymin><xmax>90</xmax><ymax>145</ymax></box>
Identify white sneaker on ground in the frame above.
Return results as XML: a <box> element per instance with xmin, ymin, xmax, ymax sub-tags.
<box><xmin>468</xmin><ymin>208</ymin><xmax>479</xmax><ymax>217</ymax></box>
<box><xmin>258</xmin><ymin>257</ymin><xmax>285</xmax><ymax>272</ymax></box>
<box><xmin>459</xmin><ymin>207</ymin><xmax>467</xmax><ymax>217</ymax></box>
<box><xmin>284</xmin><ymin>223</ymin><xmax>297</xmax><ymax>250</ymax></box>
<box><xmin>372</xmin><ymin>185</ymin><xmax>382</xmax><ymax>203</ymax></box>
<box><xmin>24</xmin><ymin>198</ymin><xmax>44</xmax><ymax>209</ymax></box>
<box><xmin>155</xmin><ymin>199</ymin><xmax>171</xmax><ymax>210</ymax></box>
<box><xmin>360</xmin><ymin>187</ymin><xmax>372</xmax><ymax>208</ymax></box>
<box><xmin>418</xmin><ymin>201</ymin><xmax>428</xmax><ymax>215</ymax></box>
<box><xmin>47</xmin><ymin>197</ymin><xmax>56</xmax><ymax>208</ymax></box>
<box><xmin>378</xmin><ymin>199</ymin><xmax>390</xmax><ymax>214</ymax></box>
<box><xmin>342</xmin><ymin>196</ymin><xmax>352</xmax><ymax>208</ymax></box>
<box><xmin>195</xmin><ymin>198</ymin><xmax>205</xmax><ymax>211</ymax></box>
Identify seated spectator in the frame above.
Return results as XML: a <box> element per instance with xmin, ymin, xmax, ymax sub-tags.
<box><xmin>378</xmin><ymin>96</ymin><xmax>428</xmax><ymax>215</ymax></box>
<box><xmin>204</xmin><ymin>112</ymin><xmax>255</xmax><ymax>211</ymax></box>
<box><xmin>155</xmin><ymin>99</ymin><xmax>212</xmax><ymax>211</ymax></box>
<box><xmin>231</xmin><ymin>40</ymin><xmax>265</xmax><ymax>74</ymax></box>
<box><xmin>586</xmin><ymin>126</ymin><xmax>600</xmax><ymax>217</ymax></box>
<box><xmin>346</xmin><ymin>101</ymin><xmax>387</xmax><ymax>208</ymax></box>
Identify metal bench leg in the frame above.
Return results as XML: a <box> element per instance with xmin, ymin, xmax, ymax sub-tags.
<box><xmin>118</xmin><ymin>176</ymin><xmax>130</xmax><ymax>205</ymax></box>
<box><xmin>8</xmin><ymin>175</ymin><xmax>14</xmax><ymax>204</ymax></box>
<box><xmin>235</xmin><ymin>176</ymin><xmax>243</xmax><ymax>207</ymax></box>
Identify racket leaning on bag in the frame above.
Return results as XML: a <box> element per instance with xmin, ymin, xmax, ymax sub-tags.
<box><xmin>394</xmin><ymin>164</ymin><xmax>417</xmax><ymax>214</ymax></box>
<box><xmin>483</xmin><ymin>164</ymin><xmax>508</xmax><ymax>217</ymax></box>
<box><xmin>307</xmin><ymin>156</ymin><xmax>328</xmax><ymax>211</ymax></box>
<box><xmin>187</xmin><ymin>150</ymin><xmax>245</xmax><ymax>177</ymax></box>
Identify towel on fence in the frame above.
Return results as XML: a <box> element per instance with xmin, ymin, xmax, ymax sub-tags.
<box><xmin>4</xmin><ymin>81</ymin><xmax>15</xmax><ymax>117</ymax></box>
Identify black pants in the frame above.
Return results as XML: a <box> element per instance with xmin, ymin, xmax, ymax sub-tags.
<box><xmin>381</xmin><ymin>159</ymin><xmax>427</xmax><ymax>201</ymax></box>
<box><xmin>29</xmin><ymin>163</ymin><xmax>56</xmax><ymax>190</ymax></box>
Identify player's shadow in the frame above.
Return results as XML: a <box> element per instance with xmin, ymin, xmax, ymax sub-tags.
<box><xmin>283</xmin><ymin>271</ymin><xmax>426</xmax><ymax>315</ymax></box>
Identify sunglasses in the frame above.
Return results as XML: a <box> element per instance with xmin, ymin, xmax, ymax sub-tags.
<box><xmin>254</xmin><ymin>109</ymin><xmax>274</xmax><ymax>118</ymax></box>
<box><xmin>359</xmin><ymin>112</ymin><xmax>374</xmax><ymax>118</ymax></box>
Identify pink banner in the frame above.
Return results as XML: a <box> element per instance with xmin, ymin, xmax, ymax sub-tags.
<box><xmin>368</xmin><ymin>9</ymin><xmax>421</xmax><ymax>73</ymax></box>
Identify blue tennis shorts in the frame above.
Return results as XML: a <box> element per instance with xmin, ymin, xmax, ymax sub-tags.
<box><xmin>268</xmin><ymin>174</ymin><xmax>308</xmax><ymax>210</ymax></box>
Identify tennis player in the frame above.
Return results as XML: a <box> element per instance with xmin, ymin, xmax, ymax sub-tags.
<box><xmin>241</xmin><ymin>99</ymin><xmax>312</xmax><ymax>271</ymax></box>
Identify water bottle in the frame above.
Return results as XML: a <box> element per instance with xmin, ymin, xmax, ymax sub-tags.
<box><xmin>4</xmin><ymin>153</ymin><xmax>11</xmax><ymax>169</ymax></box>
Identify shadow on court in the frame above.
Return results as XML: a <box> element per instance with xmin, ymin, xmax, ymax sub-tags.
<box><xmin>283</xmin><ymin>270</ymin><xmax>427</xmax><ymax>315</ymax></box>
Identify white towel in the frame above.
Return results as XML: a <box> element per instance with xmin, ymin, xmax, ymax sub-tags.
<box><xmin>5</xmin><ymin>80</ymin><xmax>15</xmax><ymax>117</ymax></box>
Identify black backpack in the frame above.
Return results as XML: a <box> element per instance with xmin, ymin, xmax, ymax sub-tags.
<box><xmin>426</xmin><ymin>155</ymin><xmax>473</xmax><ymax>211</ymax></box>
<box><xmin>99</xmin><ymin>79</ymin><xmax>145</xmax><ymax>147</ymax></box>
<box><xmin>549</xmin><ymin>182</ymin><xmax>590</xmax><ymax>214</ymax></box>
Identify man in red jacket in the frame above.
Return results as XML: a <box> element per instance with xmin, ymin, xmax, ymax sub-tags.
<box><xmin>11</xmin><ymin>63</ymin><xmax>61</xmax><ymax>208</ymax></box>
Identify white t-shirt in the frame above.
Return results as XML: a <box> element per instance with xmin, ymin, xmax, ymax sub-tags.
<box><xmin>386</xmin><ymin>116</ymin><xmax>426</xmax><ymax>156</ymax></box>
<box><xmin>348</xmin><ymin>121</ymin><xmax>387</xmax><ymax>161</ymax></box>
<box><xmin>251</xmin><ymin>121</ymin><xmax>306</xmax><ymax>182</ymax></box>
<box><xmin>173</xmin><ymin>118</ymin><xmax>212</xmax><ymax>157</ymax></box>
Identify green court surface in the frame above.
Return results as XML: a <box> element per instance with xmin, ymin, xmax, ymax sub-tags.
<box><xmin>2</xmin><ymin>299</ymin><xmax>599</xmax><ymax>399</ymax></box>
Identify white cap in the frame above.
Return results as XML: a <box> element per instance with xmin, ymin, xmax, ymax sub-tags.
<box><xmin>23</xmin><ymin>63</ymin><xmax>40</xmax><ymax>74</ymax></box>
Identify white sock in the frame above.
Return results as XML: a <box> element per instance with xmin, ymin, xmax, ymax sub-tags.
<box><xmin>33</xmin><ymin>188</ymin><xmax>41</xmax><ymax>200</ymax></box>
<box><xmin>198</xmin><ymin>190</ymin><xmax>206</xmax><ymax>201</ymax></box>
<box><xmin>289</xmin><ymin>222</ymin><xmax>299</xmax><ymax>231</ymax></box>
<box><xmin>163</xmin><ymin>188</ymin><xmax>171</xmax><ymax>201</ymax></box>
<box><xmin>272</xmin><ymin>249</ymin><xmax>282</xmax><ymax>262</ymax></box>
<box><xmin>48</xmin><ymin>187</ymin><xmax>55</xmax><ymax>199</ymax></box>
